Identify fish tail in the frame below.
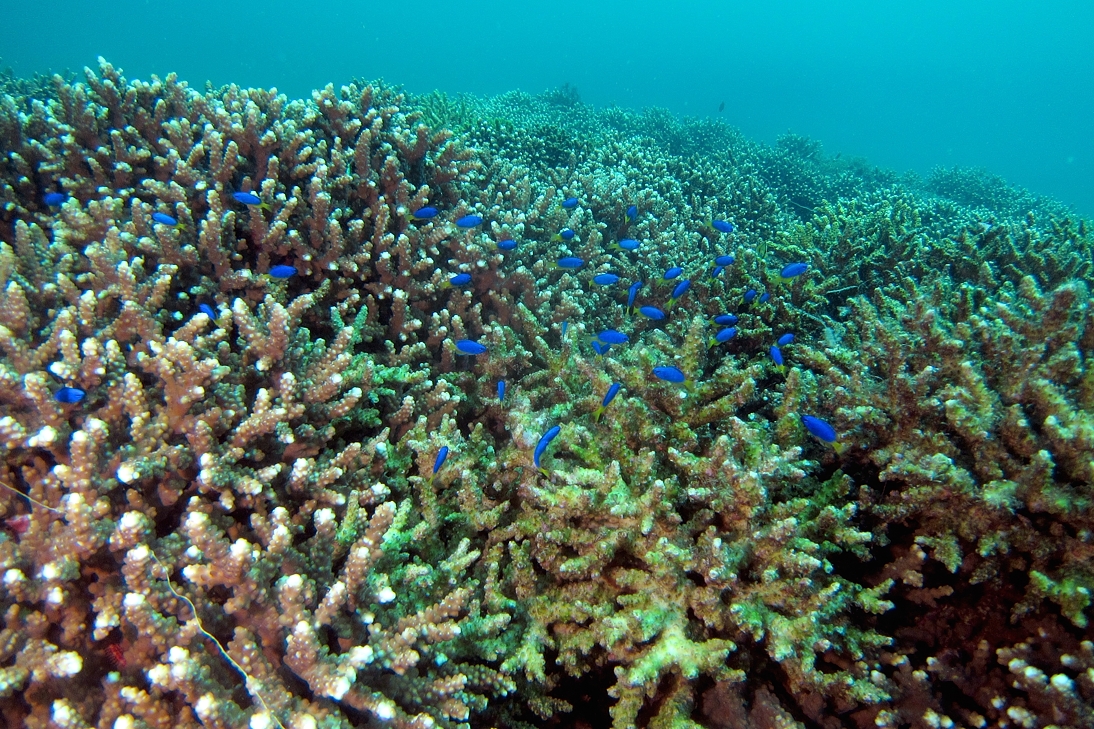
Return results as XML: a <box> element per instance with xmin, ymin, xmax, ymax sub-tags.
<box><xmin>593</xmin><ymin>406</ymin><xmax>604</xmax><ymax>423</ymax></box>
<box><xmin>832</xmin><ymin>441</ymin><xmax>847</xmax><ymax>455</ymax></box>
<box><xmin>260</xmin><ymin>202</ymin><xmax>271</xmax><ymax>212</ymax></box>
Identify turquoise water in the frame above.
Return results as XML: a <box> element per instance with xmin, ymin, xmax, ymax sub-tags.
<box><xmin>6</xmin><ymin>0</ymin><xmax>1093</xmax><ymax>217</ymax></box>
<box><xmin>5</xmin><ymin>1</ymin><xmax>1092</xmax><ymax>216</ymax></box>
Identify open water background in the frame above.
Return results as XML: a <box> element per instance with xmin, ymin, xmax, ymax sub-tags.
<box><xmin>4</xmin><ymin>0</ymin><xmax>1092</xmax><ymax>216</ymax></box>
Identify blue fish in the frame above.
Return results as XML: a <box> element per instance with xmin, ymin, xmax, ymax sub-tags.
<box><xmin>562</xmin><ymin>197</ymin><xmax>579</xmax><ymax>208</ymax></box>
<box><xmin>411</xmin><ymin>206</ymin><xmax>439</xmax><ymax>220</ymax></box>
<box><xmin>598</xmin><ymin>330</ymin><xmax>628</xmax><ymax>345</ymax></box>
<box><xmin>55</xmin><ymin>387</ymin><xmax>86</xmax><ymax>404</ymax></box>
<box><xmin>626</xmin><ymin>280</ymin><xmax>644</xmax><ymax>314</ymax></box>
<box><xmin>447</xmin><ymin>273</ymin><xmax>472</xmax><ymax>287</ymax></box>
<box><xmin>712</xmin><ymin>220</ymin><xmax>734</xmax><ymax>233</ymax></box>
<box><xmin>710</xmin><ymin>265</ymin><xmax>724</xmax><ymax>279</ymax></box>
<box><xmin>708</xmin><ymin>327</ymin><xmax>738</xmax><ymax>347</ymax></box>
<box><xmin>43</xmin><ymin>192</ymin><xmax>66</xmax><ymax>207</ymax></box>
<box><xmin>198</xmin><ymin>303</ymin><xmax>217</xmax><ymax>319</ymax></box>
<box><xmin>593</xmin><ymin>382</ymin><xmax>622</xmax><ymax>422</ymax></box>
<box><xmin>777</xmin><ymin>333</ymin><xmax>795</xmax><ymax>346</ymax></box>
<box><xmin>759</xmin><ymin>292</ymin><xmax>770</xmax><ymax>303</ymax></box>
<box><xmin>715</xmin><ymin>254</ymin><xmax>735</xmax><ymax>266</ymax></box>
<box><xmin>652</xmin><ymin>366</ymin><xmax>686</xmax><ymax>384</ymax></box>
<box><xmin>626</xmin><ymin>204</ymin><xmax>638</xmax><ymax>220</ymax></box>
<box><xmin>617</xmin><ymin>238</ymin><xmax>640</xmax><ymax>251</ymax></box>
<box><xmin>557</xmin><ymin>228</ymin><xmax>576</xmax><ymax>241</ymax></box>
<box><xmin>455</xmin><ymin>339</ymin><xmax>487</xmax><ymax>355</ymax></box>
<box><xmin>668</xmin><ymin>279</ymin><xmax>690</xmax><ymax>307</ymax></box>
<box><xmin>639</xmin><ymin>306</ymin><xmax>665</xmax><ymax>320</ymax></box>
<box><xmin>269</xmin><ymin>265</ymin><xmax>297</xmax><ymax>279</ymax></box>
<box><xmin>456</xmin><ymin>214</ymin><xmax>483</xmax><ymax>228</ymax></box>
<box><xmin>534</xmin><ymin>425</ymin><xmax>562</xmax><ymax>473</ymax></box>
<box><xmin>498</xmin><ymin>380</ymin><xmax>506</xmax><ymax>401</ymax></box>
<box><xmin>433</xmin><ymin>446</ymin><xmax>449</xmax><ymax>474</ymax></box>
<box><xmin>557</xmin><ymin>256</ymin><xmax>584</xmax><ymax>269</ymax></box>
<box><xmin>712</xmin><ymin>314</ymin><xmax>738</xmax><ymax>326</ymax></box>
<box><xmin>591</xmin><ymin>340</ymin><xmax>610</xmax><ymax>356</ymax></box>
<box><xmin>780</xmin><ymin>262</ymin><xmax>809</xmax><ymax>282</ymax></box>
<box><xmin>497</xmin><ymin>238</ymin><xmax>517</xmax><ymax>250</ymax></box>
<box><xmin>592</xmin><ymin>273</ymin><xmax>620</xmax><ymax>286</ymax></box>
<box><xmin>770</xmin><ymin>345</ymin><xmax>784</xmax><ymax>368</ymax></box>
<box><xmin>561</xmin><ymin>321</ymin><xmax>569</xmax><ymax>339</ymax></box>
<box><xmin>663</xmin><ymin>267</ymin><xmax>683</xmax><ymax>280</ymax></box>
<box><xmin>232</xmin><ymin>191</ymin><xmax>263</xmax><ymax>206</ymax></box>
<box><xmin>151</xmin><ymin>212</ymin><xmax>178</xmax><ymax>226</ymax></box>
<box><xmin>743</xmin><ymin>289</ymin><xmax>758</xmax><ymax>303</ymax></box>
<box><xmin>801</xmin><ymin>415</ymin><xmax>844</xmax><ymax>453</ymax></box>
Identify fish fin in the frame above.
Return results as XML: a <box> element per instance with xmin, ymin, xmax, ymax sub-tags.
<box><xmin>593</xmin><ymin>407</ymin><xmax>604</xmax><ymax>423</ymax></box>
<box><xmin>832</xmin><ymin>441</ymin><xmax>847</xmax><ymax>455</ymax></box>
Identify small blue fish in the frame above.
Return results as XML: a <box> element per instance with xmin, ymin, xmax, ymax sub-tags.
<box><xmin>626</xmin><ymin>204</ymin><xmax>638</xmax><ymax>220</ymax></box>
<box><xmin>668</xmin><ymin>279</ymin><xmax>691</xmax><ymax>307</ymax></box>
<box><xmin>652</xmin><ymin>366</ymin><xmax>686</xmax><ymax>384</ymax></box>
<box><xmin>712</xmin><ymin>220</ymin><xmax>734</xmax><ymax>233</ymax></box>
<box><xmin>497</xmin><ymin>238</ymin><xmax>517</xmax><ymax>250</ymax></box>
<box><xmin>447</xmin><ymin>273</ymin><xmax>472</xmax><ymax>287</ymax></box>
<box><xmin>639</xmin><ymin>306</ymin><xmax>665</xmax><ymax>320</ymax></box>
<box><xmin>54</xmin><ymin>387</ymin><xmax>86</xmax><ymax>404</ymax></box>
<box><xmin>759</xmin><ymin>292</ymin><xmax>770</xmax><ymax>303</ymax></box>
<box><xmin>456</xmin><ymin>214</ymin><xmax>483</xmax><ymax>228</ymax></box>
<box><xmin>592</xmin><ymin>273</ymin><xmax>620</xmax><ymax>286</ymax></box>
<box><xmin>617</xmin><ymin>238</ymin><xmax>640</xmax><ymax>251</ymax></box>
<box><xmin>43</xmin><ymin>192</ymin><xmax>66</xmax><ymax>207</ymax></box>
<box><xmin>626</xmin><ymin>280</ymin><xmax>644</xmax><ymax>314</ymax></box>
<box><xmin>770</xmin><ymin>345</ymin><xmax>785</xmax><ymax>368</ymax></box>
<box><xmin>557</xmin><ymin>256</ymin><xmax>584</xmax><ymax>269</ymax></box>
<box><xmin>591</xmin><ymin>340</ymin><xmax>610</xmax><ymax>356</ymax></box>
<box><xmin>151</xmin><ymin>212</ymin><xmax>178</xmax><ymax>226</ymax></box>
<box><xmin>708</xmin><ymin>327</ymin><xmax>738</xmax><ymax>347</ymax></box>
<box><xmin>534</xmin><ymin>425</ymin><xmax>562</xmax><ymax>473</ymax></box>
<box><xmin>562</xmin><ymin>197</ymin><xmax>579</xmax><ymax>209</ymax></box>
<box><xmin>712</xmin><ymin>314</ymin><xmax>738</xmax><ymax>326</ymax></box>
<box><xmin>593</xmin><ymin>382</ymin><xmax>622</xmax><ymax>422</ymax></box>
<box><xmin>455</xmin><ymin>339</ymin><xmax>487</xmax><ymax>355</ymax></box>
<box><xmin>779</xmin><ymin>262</ymin><xmax>809</xmax><ymax>282</ymax></box>
<box><xmin>232</xmin><ymin>191</ymin><xmax>264</xmax><ymax>206</ymax></box>
<box><xmin>269</xmin><ymin>265</ymin><xmax>297</xmax><ymax>279</ymax></box>
<box><xmin>433</xmin><ymin>446</ymin><xmax>449</xmax><ymax>474</ymax></box>
<box><xmin>411</xmin><ymin>206</ymin><xmax>439</xmax><ymax>220</ymax></box>
<box><xmin>744</xmin><ymin>289</ymin><xmax>758</xmax><ymax>304</ymax></box>
<box><xmin>802</xmin><ymin>415</ymin><xmax>844</xmax><ymax>453</ymax></box>
<box><xmin>561</xmin><ymin>321</ymin><xmax>569</xmax><ymax>339</ymax></box>
<box><xmin>198</xmin><ymin>303</ymin><xmax>217</xmax><ymax>319</ymax></box>
<box><xmin>715</xmin><ymin>254</ymin><xmax>735</xmax><ymax>266</ymax></box>
<box><xmin>777</xmin><ymin>333</ymin><xmax>795</xmax><ymax>346</ymax></box>
<box><xmin>710</xmin><ymin>265</ymin><xmax>724</xmax><ymax>279</ymax></box>
<box><xmin>498</xmin><ymin>380</ymin><xmax>506</xmax><ymax>400</ymax></box>
<box><xmin>663</xmin><ymin>267</ymin><xmax>683</xmax><ymax>280</ymax></box>
<box><xmin>598</xmin><ymin>330</ymin><xmax>628</xmax><ymax>345</ymax></box>
<box><xmin>557</xmin><ymin>228</ymin><xmax>576</xmax><ymax>241</ymax></box>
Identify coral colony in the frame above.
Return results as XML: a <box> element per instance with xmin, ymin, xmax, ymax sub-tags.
<box><xmin>0</xmin><ymin>58</ymin><xmax>1092</xmax><ymax>729</ymax></box>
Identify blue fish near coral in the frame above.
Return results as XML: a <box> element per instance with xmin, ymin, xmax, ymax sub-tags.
<box><xmin>151</xmin><ymin>212</ymin><xmax>178</xmax><ymax>226</ymax></box>
<box><xmin>663</xmin><ymin>267</ymin><xmax>683</xmax><ymax>280</ymax></box>
<box><xmin>534</xmin><ymin>425</ymin><xmax>562</xmax><ymax>474</ymax></box>
<box><xmin>269</xmin><ymin>265</ymin><xmax>297</xmax><ymax>279</ymax></box>
<box><xmin>626</xmin><ymin>204</ymin><xmax>638</xmax><ymax>220</ymax></box>
<box><xmin>626</xmin><ymin>280</ymin><xmax>644</xmax><ymax>314</ymax></box>
<box><xmin>554</xmin><ymin>228</ymin><xmax>576</xmax><ymax>241</ymax></box>
<box><xmin>712</xmin><ymin>220</ymin><xmax>734</xmax><ymax>233</ymax></box>
<box><xmin>447</xmin><ymin>273</ymin><xmax>472</xmax><ymax>287</ymax></box>
<box><xmin>410</xmin><ymin>206</ymin><xmax>439</xmax><ymax>220</ymax></box>
<box><xmin>779</xmin><ymin>262</ymin><xmax>809</xmax><ymax>282</ymax></box>
<box><xmin>233</xmin><ymin>191</ymin><xmax>264</xmax><ymax>206</ymax></box>
<box><xmin>597</xmin><ymin>330</ymin><xmax>628</xmax><ymax>345</ymax></box>
<box><xmin>777</xmin><ymin>333</ymin><xmax>795</xmax><ymax>346</ymax></box>
<box><xmin>54</xmin><ymin>387</ymin><xmax>86</xmax><ymax>404</ymax></box>
<box><xmin>591</xmin><ymin>340</ymin><xmax>610</xmax><ymax>356</ymax></box>
<box><xmin>653</xmin><ymin>366</ymin><xmax>686</xmax><ymax>384</ymax></box>
<box><xmin>198</xmin><ymin>303</ymin><xmax>217</xmax><ymax>319</ymax></box>
<box><xmin>743</xmin><ymin>289</ymin><xmax>758</xmax><ymax>304</ymax></box>
<box><xmin>455</xmin><ymin>340</ymin><xmax>488</xmax><ymax>355</ymax></box>
<box><xmin>802</xmin><ymin>415</ymin><xmax>844</xmax><ymax>453</ymax></box>
<box><xmin>557</xmin><ymin>256</ymin><xmax>584</xmax><ymax>269</ymax></box>
<box><xmin>668</xmin><ymin>279</ymin><xmax>690</xmax><ymax>307</ymax></box>
<box><xmin>712</xmin><ymin>314</ymin><xmax>738</xmax><ymax>326</ymax></box>
<box><xmin>43</xmin><ymin>192</ymin><xmax>66</xmax><ymax>206</ymax></box>
<box><xmin>639</xmin><ymin>306</ymin><xmax>665</xmax><ymax>320</ymax></box>
<box><xmin>770</xmin><ymin>345</ymin><xmax>785</xmax><ymax>370</ymax></box>
<box><xmin>433</xmin><ymin>446</ymin><xmax>449</xmax><ymax>474</ymax></box>
<box><xmin>710</xmin><ymin>266</ymin><xmax>724</xmax><ymax>279</ymax></box>
<box><xmin>592</xmin><ymin>273</ymin><xmax>620</xmax><ymax>286</ymax></box>
<box><xmin>456</xmin><ymin>214</ymin><xmax>483</xmax><ymax>228</ymax></box>
<box><xmin>562</xmin><ymin>197</ymin><xmax>579</xmax><ymax>208</ymax></box>
<box><xmin>593</xmin><ymin>382</ymin><xmax>622</xmax><ymax>423</ymax></box>
<box><xmin>715</xmin><ymin>254</ymin><xmax>735</xmax><ymax>266</ymax></box>
<box><xmin>617</xmin><ymin>238</ymin><xmax>640</xmax><ymax>251</ymax></box>
<box><xmin>497</xmin><ymin>238</ymin><xmax>518</xmax><ymax>251</ymax></box>
<box><xmin>708</xmin><ymin>327</ymin><xmax>738</xmax><ymax>347</ymax></box>
<box><xmin>498</xmin><ymin>381</ymin><xmax>506</xmax><ymax>401</ymax></box>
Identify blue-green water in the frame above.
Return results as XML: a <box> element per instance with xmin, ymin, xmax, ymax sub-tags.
<box><xmin>4</xmin><ymin>0</ymin><xmax>1092</xmax><ymax>217</ymax></box>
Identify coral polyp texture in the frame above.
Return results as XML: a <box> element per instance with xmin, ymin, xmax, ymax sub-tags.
<box><xmin>0</xmin><ymin>58</ymin><xmax>1092</xmax><ymax>729</ymax></box>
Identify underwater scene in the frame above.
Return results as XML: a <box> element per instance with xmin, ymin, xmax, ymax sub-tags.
<box><xmin>0</xmin><ymin>6</ymin><xmax>1093</xmax><ymax>729</ymax></box>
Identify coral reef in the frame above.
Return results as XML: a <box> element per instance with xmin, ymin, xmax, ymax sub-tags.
<box><xmin>0</xmin><ymin>59</ymin><xmax>1091</xmax><ymax>729</ymax></box>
